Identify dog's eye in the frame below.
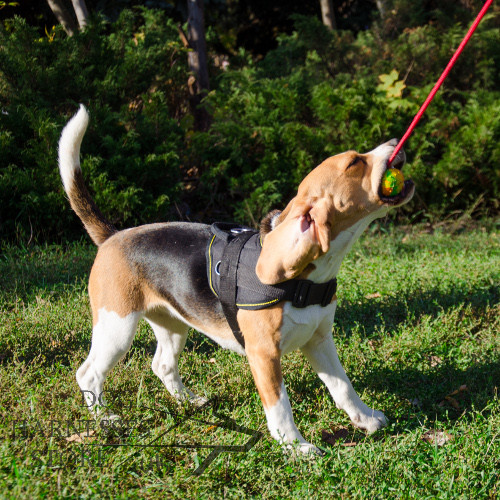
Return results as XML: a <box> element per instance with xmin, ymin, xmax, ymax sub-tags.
<box><xmin>346</xmin><ymin>157</ymin><xmax>366</xmax><ymax>171</ymax></box>
<box><xmin>346</xmin><ymin>157</ymin><xmax>360</xmax><ymax>170</ymax></box>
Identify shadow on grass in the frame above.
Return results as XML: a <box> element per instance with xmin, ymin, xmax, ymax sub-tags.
<box><xmin>366</xmin><ymin>360</ymin><xmax>499</xmax><ymax>425</ymax></box>
<box><xmin>0</xmin><ymin>243</ymin><xmax>96</xmax><ymax>303</ymax></box>
<box><xmin>334</xmin><ymin>284</ymin><xmax>498</xmax><ymax>338</ymax></box>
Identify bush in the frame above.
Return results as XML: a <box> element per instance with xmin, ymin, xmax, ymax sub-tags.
<box><xmin>0</xmin><ymin>8</ymin><xmax>498</xmax><ymax>243</ymax></box>
<box><xmin>0</xmin><ymin>9</ymin><xmax>188</xmax><ymax>242</ymax></box>
<box><xmin>190</xmin><ymin>13</ymin><xmax>499</xmax><ymax>225</ymax></box>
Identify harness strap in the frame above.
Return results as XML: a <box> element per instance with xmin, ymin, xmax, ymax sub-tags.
<box><xmin>218</xmin><ymin>230</ymin><xmax>254</xmax><ymax>349</ymax></box>
<box><xmin>210</xmin><ymin>223</ymin><xmax>338</xmax><ymax>351</ymax></box>
<box><xmin>287</xmin><ymin>278</ymin><xmax>337</xmax><ymax>308</ymax></box>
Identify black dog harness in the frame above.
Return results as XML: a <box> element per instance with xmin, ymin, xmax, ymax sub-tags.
<box><xmin>206</xmin><ymin>223</ymin><xmax>337</xmax><ymax>349</ymax></box>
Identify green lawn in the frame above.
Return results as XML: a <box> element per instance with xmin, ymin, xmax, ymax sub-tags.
<box><xmin>0</xmin><ymin>223</ymin><xmax>498</xmax><ymax>498</ymax></box>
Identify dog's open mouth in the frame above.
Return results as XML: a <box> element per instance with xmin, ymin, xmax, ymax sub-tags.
<box><xmin>378</xmin><ymin>148</ymin><xmax>415</xmax><ymax>206</ymax></box>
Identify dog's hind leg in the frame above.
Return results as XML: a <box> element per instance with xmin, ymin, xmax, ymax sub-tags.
<box><xmin>146</xmin><ymin>312</ymin><xmax>207</xmax><ymax>406</ymax></box>
<box><xmin>77</xmin><ymin>308</ymin><xmax>141</xmax><ymax>416</ymax></box>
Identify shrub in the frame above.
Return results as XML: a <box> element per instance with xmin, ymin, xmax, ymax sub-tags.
<box><xmin>0</xmin><ymin>9</ymin><xmax>188</xmax><ymax>243</ymax></box>
<box><xmin>0</xmin><ymin>9</ymin><xmax>498</xmax><ymax>243</ymax></box>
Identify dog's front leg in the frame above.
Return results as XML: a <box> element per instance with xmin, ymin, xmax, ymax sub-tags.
<box><xmin>301</xmin><ymin>329</ymin><xmax>387</xmax><ymax>433</ymax></box>
<box><xmin>238</xmin><ymin>309</ymin><xmax>320</xmax><ymax>454</ymax></box>
<box><xmin>246</xmin><ymin>347</ymin><xmax>320</xmax><ymax>454</ymax></box>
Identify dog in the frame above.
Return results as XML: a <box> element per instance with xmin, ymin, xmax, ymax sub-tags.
<box><xmin>59</xmin><ymin>105</ymin><xmax>414</xmax><ymax>454</ymax></box>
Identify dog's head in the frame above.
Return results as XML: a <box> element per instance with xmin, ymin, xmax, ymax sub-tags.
<box><xmin>256</xmin><ymin>139</ymin><xmax>415</xmax><ymax>284</ymax></box>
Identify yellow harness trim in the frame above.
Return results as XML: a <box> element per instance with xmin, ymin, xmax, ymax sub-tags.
<box><xmin>236</xmin><ymin>298</ymin><xmax>279</xmax><ymax>308</ymax></box>
<box><xmin>208</xmin><ymin>234</ymin><xmax>219</xmax><ymax>298</ymax></box>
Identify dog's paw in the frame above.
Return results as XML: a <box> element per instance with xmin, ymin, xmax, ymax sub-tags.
<box><xmin>283</xmin><ymin>442</ymin><xmax>323</xmax><ymax>457</ymax></box>
<box><xmin>189</xmin><ymin>394</ymin><xmax>209</xmax><ymax>407</ymax></box>
<box><xmin>351</xmin><ymin>408</ymin><xmax>387</xmax><ymax>434</ymax></box>
<box><xmin>172</xmin><ymin>388</ymin><xmax>208</xmax><ymax>407</ymax></box>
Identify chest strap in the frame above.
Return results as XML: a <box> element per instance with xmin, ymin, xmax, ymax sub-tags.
<box><xmin>217</xmin><ymin>227</ymin><xmax>337</xmax><ymax>349</ymax></box>
<box><xmin>218</xmin><ymin>230</ymin><xmax>255</xmax><ymax>348</ymax></box>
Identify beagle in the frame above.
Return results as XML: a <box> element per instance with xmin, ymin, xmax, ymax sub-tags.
<box><xmin>59</xmin><ymin>106</ymin><xmax>414</xmax><ymax>454</ymax></box>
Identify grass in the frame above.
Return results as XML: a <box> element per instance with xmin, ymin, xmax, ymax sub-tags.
<box><xmin>0</xmin><ymin>222</ymin><xmax>499</xmax><ymax>498</ymax></box>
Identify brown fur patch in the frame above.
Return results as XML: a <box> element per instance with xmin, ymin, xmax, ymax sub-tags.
<box><xmin>238</xmin><ymin>306</ymin><xmax>284</xmax><ymax>408</ymax></box>
<box><xmin>255</xmin><ymin>149</ymin><xmax>388</xmax><ymax>284</ymax></box>
<box><xmin>68</xmin><ymin>169</ymin><xmax>116</xmax><ymax>246</ymax></box>
<box><xmin>88</xmin><ymin>239</ymin><xmax>143</xmax><ymax>323</ymax></box>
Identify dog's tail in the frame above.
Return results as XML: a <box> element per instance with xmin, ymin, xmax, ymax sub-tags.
<box><xmin>58</xmin><ymin>105</ymin><xmax>116</xmax><ymax>246</ymax></box>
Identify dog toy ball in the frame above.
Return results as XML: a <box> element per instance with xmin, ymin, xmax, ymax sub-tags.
<box><xmin>381</xmin><ymin>168</ymin><xmax>404</xmax><ymax>197</ymax></box>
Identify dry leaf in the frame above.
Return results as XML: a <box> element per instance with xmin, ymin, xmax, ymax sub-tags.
<box><xmin>422</xmin><ymin>429</ymin><xmax>452</xmax><ymax>446</ymax></box>
<box><xmin>321</xmin><ymin>427</ymin><xmax>349</xmax><ymax>446</ymax></box>
<box><xmin>65</xmin><ymin>430</ymin><xmax>95</xmax><ymax>443</ymax></box>
<box><xmin>445</xmin><ymin>397</ymin><xmax>461</xmax><ymax>410</ymax></box>
<box><xmin>365</xmin><ymin>292</ymin><xmax>382</xmax><ymax>299</ymax></box>
<box><xmin>438</xmin><ymin>385</ymin><xmax>468</xmax><ymax>408</ymax></box>
<box><xmin>430</xmin><ymin>356</ymin><xmax>442</xmax><ymax>367</ymax></box>
<box><xmin>448</xmin><ymin>385</ymin><xmax>468</xmax><ymax>396</ymax></box>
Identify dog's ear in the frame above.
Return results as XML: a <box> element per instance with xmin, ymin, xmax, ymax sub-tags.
<box><xmin>256</xmin><ymin>198</ymin><xmax>332</xmax><ymax>284</ymax></box>
<box><xmin>260</xmin><ymin>209</ymin><xmax>282</xmax><ymax>236</ymax></box>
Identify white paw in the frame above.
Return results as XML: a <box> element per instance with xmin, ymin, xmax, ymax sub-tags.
<box><xmin>351</xmin><ymin>408</ymin><xmax>387</xmax><ymax>433</ymax></box>
<box><xmin>172</xmin><ymin>388</ymin><xmax>207</xmax><ymax>407</ymax></box>
<box><xmin>283</xmin><ymin>442</ymin><xmax>323</xmax><ymax>456</ymax></box>
<box><xmin>189</xmin><ymin>394</ymin><xmax>208</xmax><ymax>407</ymax></box>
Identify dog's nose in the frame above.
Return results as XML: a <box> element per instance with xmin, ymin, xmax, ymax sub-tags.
<box><xmin>387</xmin><ymin>138</ymin><xmax>399</xmax><ymax>147</ymax></box>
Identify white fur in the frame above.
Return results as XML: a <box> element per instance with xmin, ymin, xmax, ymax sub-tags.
<box><xmin>301</xmin><ymin>325</ymin><xmax>387</xmax><ymax>433</ymax></box>
<box><xmin>58</xmin><ymin>104</ymin><xmax>89</xmax><ymax>192</ymax></box>
<box><xmin>280</xmin><ymin>301</ymin><xmax>337</xmax><ymax>355</ymax></box>
<box><xmin>270</xmin><ymin>212</ymin><xmax>281</xmax><ymax>230</ymax></box>
<box><xmin>77</xmin><ymin>308</ymin><xmax>140</xmax><ymax>413</ymax></box>
<box><xmin>199</xmin><ymin>330</ymin><xmax>246</xmax><ymax>355</ymax></box>
<box><xmin>264</xmin><ymin>381</ymin><xmax>320</xmax><ymax>454</ymax></box>
<box><xmin>146</xmin><ymin>312</ymin><xmax>206</xmax><ymax>404</ymax></box>
<box><xmin>308</xmin><ymin>212</ymin><xmax>387</xmax><ymax>283</ymax></box>
<box><xmin>367</xmin><ymin>138</ymin><xmax>399</xmax><ymax>195</ymax></box>
<box><xmin>77</xmin><ymin>307</ymin><xmax>207</xmax><ymax>412</ymax></box>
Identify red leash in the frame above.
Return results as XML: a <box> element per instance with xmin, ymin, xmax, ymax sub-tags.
<box><xmin>388</xmin><ymin>0</ymin><xmax>494</xmax><ymax>165</ymax></box>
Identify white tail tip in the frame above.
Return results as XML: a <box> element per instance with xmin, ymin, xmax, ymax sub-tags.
<box><xmin>58</xmin><ymin>105</ymin><xmax>89</xmax><ymax>192</ymax></box>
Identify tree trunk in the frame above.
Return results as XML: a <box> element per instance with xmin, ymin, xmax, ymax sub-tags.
<box><xmin>376</xmin><ymin>0</ymin><xmax>387</xmax><ymax>19</ymax></box>
<box><xmin>187</xmin><ymin>0</ymin><xmax>211</xmax><ymax>131</ymax></box>
<box><xmin>71</xmin><ymin>0</ymin><xmax>89</xmax><ymax>30</ymax></box>
<box><xmin>320</xmin><ymin>0</ymin><xmax>337</xmax><ymax>30</ymax></box>
<box><xmin>46</xmin><ymin>0</ymin><xmax>78</xmax><ymax>36</ymax></box>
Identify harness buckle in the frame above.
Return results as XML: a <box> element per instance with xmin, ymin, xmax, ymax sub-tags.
<box><xmin>292</xmin><ymin>280</ymin><xmax>312</xmax><ymax>308</ymax></box>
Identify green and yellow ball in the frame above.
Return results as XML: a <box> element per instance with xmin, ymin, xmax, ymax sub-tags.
<box><xmin>381</xmin><ymin>168</ymin><xmax>405</xmax><ymax>197</ymax></box>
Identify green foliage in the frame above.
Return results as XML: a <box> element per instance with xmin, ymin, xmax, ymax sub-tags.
<box><xmin>190</xmin><ymin>13</ymin><xmax>499</xmax><ymax>226</ymax></box>
<box><xmin>0</xmin><ymin>9</ymin><xmax>187</xmax><ymax>242</ymax></box>
<box><xmin>0</xmin><ymin>7</ymin><xmax>499</xmax><ymax>242</ymax></box>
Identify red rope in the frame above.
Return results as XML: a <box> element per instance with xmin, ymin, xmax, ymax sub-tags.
<box><xmin>388</xmin><ymin>0</ymin><xmax>494</xmax><ymax>165</ymax></box>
